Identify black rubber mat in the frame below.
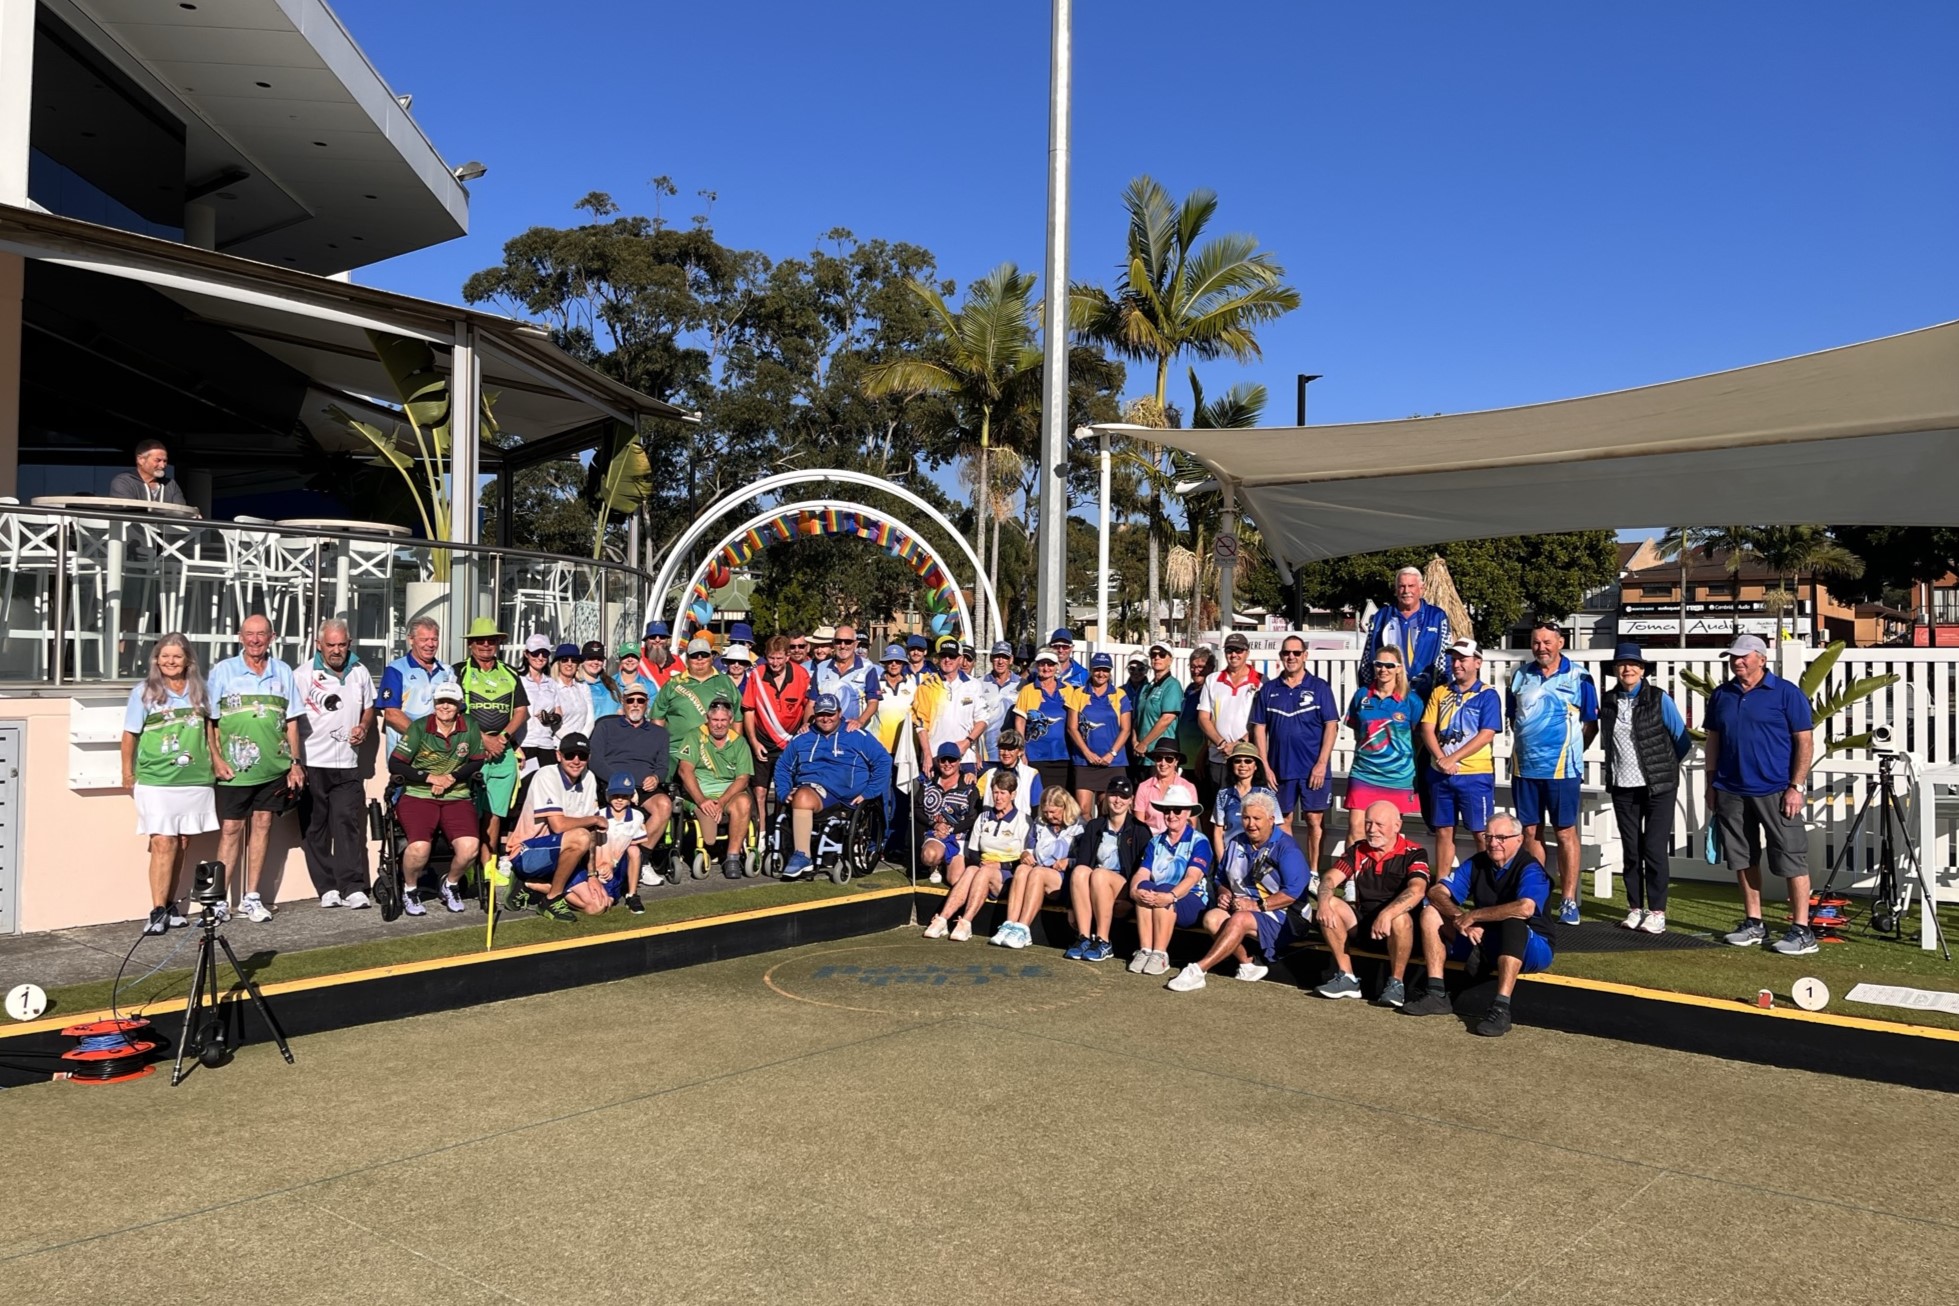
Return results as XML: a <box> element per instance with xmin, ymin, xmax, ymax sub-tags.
<box><xmin>1555</xmin><ymin>919</ymin><xmax>1722</xmax><ymax>953</ymax></box>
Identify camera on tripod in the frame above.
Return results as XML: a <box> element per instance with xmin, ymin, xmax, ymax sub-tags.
<box><xmin>193</xmin><ymin>859</ymin><xmax>225</xmax><ymax>905</ymax></box>
<box><xmin>1870</xmin><ymin>724</ymin><xmax>1897</xmax><ymax>755</ymax></box>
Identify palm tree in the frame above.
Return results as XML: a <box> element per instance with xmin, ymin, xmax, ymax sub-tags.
<box><xmin>1657</xmin><ymin>526</ymin><xmax>1757</xmax><ymax>642</ymax></box>
<box><xmin>1749</xmin><ymin>526</ymin><xmax>1865</xmax><ymax>641</ymax></box>
<box><xmin>861</xmin><ymin>263</ymin><xmax>1042</xmax><ymax>637</ymax></box>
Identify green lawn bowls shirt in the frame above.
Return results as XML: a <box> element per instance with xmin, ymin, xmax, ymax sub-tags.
<box><xmin>457</xmin><ymin>660</ymin><xmax>528</xmax><ymax>737</ymax></box>
<box><xmin>391</xmin><ymin>717</ymin><xmax>488</xmax><ymax>801</ymax></box>
<box><xmin>652</xmin><ymin>671</ymin><xmax>742</xmax><ymax>767</ymax></box>
<box><xmin>206</xmin><ymin>654</ymin><xmax>302</xmax><ymax>787</ymax></box>
<box><xmin>123</xmin><ymin>684</ymin><xmax>215</xmax><ymax>787</ymax></box>
<box><xmin>679</xmin><ymin>726</ymin><xmax>755</xmax><ymax>800</ymax></box>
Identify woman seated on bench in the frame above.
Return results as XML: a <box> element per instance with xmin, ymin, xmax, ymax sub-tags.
<box><xmin>927</xmin><ymin>763</ymin><xmax>1025</xmax><ymax>942</ymax></box>
<box><xmin>1129</xmin><ymin>782</ymin><xmax>1212</xmax><ymax>975</ymax></box>
<box><xmin>990</xmin><ymin>787</ymin><xmax>1082</xmax><ymax>949</ymax></box>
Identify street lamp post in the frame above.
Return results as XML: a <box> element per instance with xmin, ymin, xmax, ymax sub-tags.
<box><xmin>1287</xmin><ymin>373</ymin><xmax>1324</xmax><ymax>628</ymax></box>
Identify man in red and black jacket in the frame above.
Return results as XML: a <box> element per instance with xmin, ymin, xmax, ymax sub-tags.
<box><xmin>743</xmin><ymin>634</ymin><xmax>811</xmax><ymax>825</ymax></box>
<box><xmin>1314</xmin><ymin>800</ymin><xmax>1432</xmax><ymax>1008</ymax></box>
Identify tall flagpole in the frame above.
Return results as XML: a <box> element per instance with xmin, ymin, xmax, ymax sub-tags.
<box><xmin>1034</xmin><ymin>0</ymin><xmax>1073</xmax><ymax>640</ymax></box>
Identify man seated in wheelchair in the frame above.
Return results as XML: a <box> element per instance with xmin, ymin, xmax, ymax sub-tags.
<box><xmin>500</xmin><ymin>731</ymin><xmax>614</xmax><ymax>923</ymax></box>
<box><xmin>387</xmin><ymin>681</ymin><xmax>486</xmax><ymax>917</ymax></box>
<box><xmin>674</xmin><ymin>698</ymin><xmax>757</xmax><ymax>880</ymax></box>
<box><xmin>773</xmin><ymin>692</ymin><xmax>892</xmax><ymax>881</ymax></box>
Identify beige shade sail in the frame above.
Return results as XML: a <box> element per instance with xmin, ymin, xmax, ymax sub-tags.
<box><xmin>1092</xmin><ymin>321</ymin><xmax>1959</xmax><ymax>573</ymax></box>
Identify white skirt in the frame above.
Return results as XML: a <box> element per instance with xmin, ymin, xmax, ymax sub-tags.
<box><xmin>134</xmin><ymin>783</ymin><xmax>219</xmax><ymax>837</ymax></box>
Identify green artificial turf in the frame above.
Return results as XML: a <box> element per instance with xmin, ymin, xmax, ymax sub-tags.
<box><xmin>43</xmin><ymin>877</ymin><xmax>901</xmax><ymax>1020</ymax></box>
<box><xmin>1548</xmin><ymin>881</ymin><xmax>1959</xmax><ymax>1031</ymax></box>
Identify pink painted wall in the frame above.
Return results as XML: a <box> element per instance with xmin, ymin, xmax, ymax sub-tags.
<box><xmin>7</xmin><ymin>696</ymin><xmax>392</xmax><ymax>932</ymax></box>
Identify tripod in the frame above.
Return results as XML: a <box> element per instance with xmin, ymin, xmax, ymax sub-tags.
<box><xmin>170</xmin><ymin>901</ymin><xmax>297</xmax><ymax>1085</ymax></box>
<box><xmin>1817</xmin><ymin>753</ymin><xmax>1950</xmax><ymax>961</ymax></box>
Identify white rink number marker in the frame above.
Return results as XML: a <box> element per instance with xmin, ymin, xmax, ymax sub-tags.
<box><xmin>1791</xmin><ymin>977</ymin><xmax>1830</xmax><ymax>1012</ymax></box>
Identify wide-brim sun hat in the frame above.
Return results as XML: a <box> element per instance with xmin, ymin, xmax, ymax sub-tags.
<box><xmin>1152</xmin><ymin>781</ymin><xmax>1201</xmax><ymax>811</ymax></box>
<box><xmin>464</xmin><ymin>616</ymin><xmax>506</xmax><ymax>640</ymax></box>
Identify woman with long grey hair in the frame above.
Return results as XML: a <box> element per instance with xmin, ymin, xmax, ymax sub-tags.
<box><xmin>118</xmin><ymin>633</ymin><xmax>219</xmax><ymax>934</ymax></box>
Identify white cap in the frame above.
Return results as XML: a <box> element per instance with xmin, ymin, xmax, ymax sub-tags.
<box><xmin>1152</xmin><ymin>781</ymin><xmax>1201</xmax><ymax>811</ymax></box>
<box><xmin>723</xmin><ymin>643</ymin><xmax>755</xmax><ymax>663</ymax></box>
<box><xmin>1726</xmin><ymin>633</ymin><xmax>1770</xmax><ymax>657</ymax></box>
<box><xmin>524</xmin><ymin>633</ymin><xmax>552</xmax><ymax>653</ymax></box>
<box><xmin>686</xmin><ymin>636</ymin><xmax>714</xmax><ymax>655</ymax></box>
<box><xmin>1447</xmin><ymin>638</ymin><xmax>1481</xmax><ymax>658</ymax></box>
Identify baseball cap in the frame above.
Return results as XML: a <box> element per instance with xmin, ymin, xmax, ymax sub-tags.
<box><xmin>622</xmin><ymin>684</ymin><xmax>649</xmax><ymax>702</ymax></box>
<box><xmin>1448</xmin><ymin>638</ymin><xmax>1482</xmax><ymax>659</ymax></box>
<box><xmin>990</xmin><ymin>641</ymin><xmax>1014</xmax><ymax>658</ymax></box>
<box><xmin>810</xmin><ymin>693</ymin><xmax>841</xmax><ymax>715</ymax></box>
<box><xmin>643</xmin><ymin>620</ymin><xmax>671</xmax><ymax>639</ymax></box>
<box><xmin>935</xmin><ymin>741</ymin><xmax>963</xmax><ymax>761</ymax></box>
<box><xmin>1148</xmin><ymin>639</ymin><xmax>1173</xmax><ymax>655</ymax></box>
<box><xmin>905</xmin><ymin>634</ymin><xmax>929</xmax><ymax>651</ymax></box>
<box><xmin>552</xmin><ymin>642</ymin><xmax>580</xmax><ymax>661</ymax></box>
<box><xmin>1048</xmin><ymin>627</ymin><xmax>1074</xmax><ymax>645</ymax></box>
<box><xmin>606</xmin><ymin>771</ymin><xmax>636</xmax><ymax>798</ymax></box>
<box><xmin>1223</xmin><ymin>632</ymin><xmax>1250</xmax><ymax>652</ymax></box>
<box><xmin>1089</xmin><ymin>651</ymin><xmax>1113</xmax><ymax>669</ymax></box>
<box><xmin>430</xmin><ymin>681</ymin><xmax>463</xmax><ymax>704</ymax></box>
<box><xmin>880</xmin><ymin>643</ymin><xmax>908</xmax><ymax>663</ymax></box>
<box><xmin>524</xmin><ymin>633</ymin><xmax>552</xmax><ymax>653</ymax></box>
<box><xmin>686</xmin><ymin>636</ymin><xmax>714</xmax><ymax>656</ymax></box>
<box><xmin>959</xmin><ymin>643</ymin><xmax>976</xmax><ymax>658</ymax></box>
<box><xmin>616</xmin><ymin>641</ymin><xmax>639</xmax><ymax>658</ymax></box>
<box><xmin>1033</xmin><ymin>648</ymin><xmax>1060</xmax><ymax>664</ymax></box>
<box><xmin>557</xmin><ymin>731</ymin><xmax>589</xmax><ymax>754</ymax></box>
<box><xmin>936</xmin><ymin>636</ymin><xmax>961</xmax><ymax>656</ymax></box>
<box><xmin>1726</xmin><ymin>634</ymin><xmax>1770</xmax><ymax>658</ymax></box>
<box><xmin>1106</xmin><ymin>776</ymin><xmax>1135</xmax><ymax>798</ymax></box>
<box><xmin>580</xmin><ymin>640</ymin><xmax>606</xmax><ymax>661</ymax></box>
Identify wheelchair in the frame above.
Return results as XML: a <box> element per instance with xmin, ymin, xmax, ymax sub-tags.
<box><xmin>761</xmin><ymin>794</ymin><xmax>887</xmax><ymax>884</ymax></box>
<box><xmin>366</xmin><ymin>784</ymin><xmax>494</xmax><ymax>921</ymax></box>
<box><xmin>668</xmin><ymin>793</ymin><xmax>763</xmax><ymax>880</ymax></box>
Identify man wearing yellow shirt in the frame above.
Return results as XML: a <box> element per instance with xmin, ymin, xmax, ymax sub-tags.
<box><xmin>1417</xmin><ymin>639</ymin><xmax>1503</xmax><ymax>873</ymax></box>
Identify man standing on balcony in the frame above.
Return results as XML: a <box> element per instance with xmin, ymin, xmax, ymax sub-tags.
<box><xmin>294</xmin><ymin>619</ymin><xmax>376</xmax><ymax>910</ymax></box>
<box><xmin>207</xmin><ymin>614</ymin><xmax>304</xmax><ymax>923</ymax></box>
<box><xmin>1361</xmin><ymin>566</ymin><xmax>1452</xmax><ymax>699</ymax></box>
<box><xmin>376</xmin><ymin>617</ymin><xmax>454</xmax><ymax>751</ymax></box>
<box><xmin>108</xmin><ymin>438</ymin><xmax>190</xmax><ymax>507</ymax></box>
<box><xmin>457</xmin><ymin>617</ymin><xmax>529</xmax><ymax>877</ymax></box>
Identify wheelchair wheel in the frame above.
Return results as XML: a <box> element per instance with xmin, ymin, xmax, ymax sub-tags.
<box><xmin>825</xmin><ymin>853</ymin><xmax>854</xmax><ymax>886</ymax></box>
<box><xmin>373</xmin><ymin>870</ymin><xmax>400</xmax><ymax>922</ymax></box>
<box><xmin>844</xmin><ymin>804</ymin><xmax>886</xmax><ymax>879</ymax></box>
<box><xmin>690</xmin><ymin>849</ymin><xmax>711</xmax><ymax>880</ymax></box>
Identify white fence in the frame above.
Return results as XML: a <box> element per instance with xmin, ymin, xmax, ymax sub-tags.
<box><xmin>1097</xmin><ymin>642</ymin><xmax>1959</xmax><ymax>924</ymax></box>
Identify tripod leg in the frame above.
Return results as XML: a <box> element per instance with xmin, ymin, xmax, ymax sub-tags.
<box><xmin>170</xmin><ymin>931</ymin><xmax>214</xmax><ymax>1086</ymax></box>
<box><xmin>214</xmin><ymin>931</ymin><xmax>297</xmax><ymax>1065</ymax></box>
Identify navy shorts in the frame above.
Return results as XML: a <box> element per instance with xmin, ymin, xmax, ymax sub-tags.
<box><xmin>1276</xmin><ymin>776</ymin><xmax>1331</xmax><ymax>816</ymax></box>
<box><xmin>511</xmin><ymin>832</ymin><xmax>565</xmax><ymax>882</ymax></box>
<box><xmin>1425</xmin><ymin>772</ymin><xmax>1496</xmax><ymax>833</ymax></box>
<box><xmin>1514</xmin><ymin>775</ymin><xmax>1581</xmax><ymax>829</ymax></box>
<box><xmin>1449</xmin><ymin>930</ymin><xmax>1554</xmax><ymax>973</ymax></box>
<box><xmin>1253</xmin><ymin>908</ymin><xmax>1302</xmax><ymax>960</ymax></box>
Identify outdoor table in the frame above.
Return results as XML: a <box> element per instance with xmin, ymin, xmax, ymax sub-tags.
<box><xmin>31</xmin><ymin>496</ymin><xmax>200</xmax><ymax>673</ymax></box>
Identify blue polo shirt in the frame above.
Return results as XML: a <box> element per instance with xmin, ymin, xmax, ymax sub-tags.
<box><xmin>377</xmin><ymin>656</ymin><xmax>454</xmax><ymax>726</ymax></box>
<box><xmin>1706</xmin><ymin>669</ymin><xmax>1812</xmax><ymax>797</ymax></box>
<box><xmin>1248</xmin><ymin>672</ymin><xmax>1339</xmax><ymax>780</ymax></box>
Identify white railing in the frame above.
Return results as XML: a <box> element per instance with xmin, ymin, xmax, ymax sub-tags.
<box><xmin>1096</xmin><ymin>641</ymin><xmax>1959</xmax><ymax>920</ymax></box>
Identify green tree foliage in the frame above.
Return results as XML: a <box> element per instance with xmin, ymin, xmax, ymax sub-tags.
<box><xmin>1295</xmin><ymin>532</ymin><xmax>1621</xmax><ymax>639</ymax></box>
<box><xmin>1825</xmin><ymin>526</ymin><xmax>1959</xmax><ymax>606</ymax></box>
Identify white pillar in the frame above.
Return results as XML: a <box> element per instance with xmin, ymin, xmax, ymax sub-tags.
<box><xmin>1033</xmin><ymin>0</ymin><xmax>1073</xmax><ymax>638</ymax></box>
<box><xmin>448</xmin><ymin>322</ymin><xmax>481</xmax><ymax>630</ymax></box>
<box><xmin>0</xmin><ymin>0</ymin><xmax>33</xmax><ymax>207</ymax></box>
<box><xmin>1096</xmin><ymin>432</ymin><xmax>1110</xmax><ymax>642</ymax></box>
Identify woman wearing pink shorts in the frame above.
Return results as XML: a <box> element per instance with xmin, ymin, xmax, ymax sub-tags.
<box><xmin>1343</xmin><ymin>646</ymin><xmax>1426</xmax><ymax>846</ymax></box>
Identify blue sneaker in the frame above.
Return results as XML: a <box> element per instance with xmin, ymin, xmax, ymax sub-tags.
<box><xmin>1063</xmin><ymin>936</ymin><xmax>1092</xmax><ymax>961</ymax></box>
<box><xmin>1082</xmin><ymin>937</ymin><xmax>1115</xmax><ymax>962</ymax></box>
<box><xmin>781</xmin><ymin>852</ymin><xmax>812</xmax><ymax>881</ymax></box>
<box><xmin>1558</xmin><ymin>899</ymin><xmax>1581</xmax><ymax>926</ymax></box>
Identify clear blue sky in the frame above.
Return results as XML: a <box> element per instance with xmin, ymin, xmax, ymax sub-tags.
<box><xmin>339</xmin><ymin>0</ymin><xmax>1956</xmax><ymax>432</ymax></box>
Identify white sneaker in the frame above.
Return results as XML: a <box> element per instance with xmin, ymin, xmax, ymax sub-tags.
<box><xmin>1638</xmin><ymin>910</ymin><xmax>1667</xmax><ymax>935</ymax></box>
<box><xmin>402</xmin><ymin>890</ymin><xmax>426</xmax><ymax>917</ymax></box>
<box><xmin>1236</xmin><ymin>961</ymin><xmax>1269</xmax><ymax>983</ymax></box>
<box><xmin>343</xmin><ymin>891</ymin><xmax>371</xmax><ymax>910</ymax></box>
<box><xmin>640</xmin><ymin>867</ymin><xmax>665</xmax><ymax>888</ymax></box>
<box><xmin>1166</xmin><ymin>962</ymin><xmax>1207</xmax><ymax>992</ymax></box>
<box><xmin>949</xmin><ymin>919</ymin><xmax>973</xmax><ymax>942</ymax></box>
<box><xmin>318</xmin><ymin>890</ymin><xmax>342</xmax><ymax>909</ymax></box>
<box><xmin>1619</xmin><ymin>908</ymin><xmax>1646</xmax><ymax>930</ymax></box>
<box><xmin>1003</xmin><ymin>926</ymin><xmax>1031</xmax><ymax>950</ymax></box>
<box><xmin>1142</xmin><ymin>951</ymin><xmax>1170</xmax><ymax>976</ymax></box>
<box><xmin>988</xmin><ymin>928</ymin><xmax>1014</xmax><ymax>947</ymax></box>
<box><xmin>928</xmin><ymin>871</ymin><xmax>944</xmax><ymax>886</ymax></box>
<box><xmin>1127</xmin><ymin>951</ymin><xmax>1150</xmax><ymax>974</ymax></box>
<box><xmin>241</xmin><ymin>894</ymin><xmax>272</xmax><ymax>923</ymax></box>
<box><xmin>922</xmin><ymin>915</ymin><xmax>948</xmax><ymax>939</ymax></box>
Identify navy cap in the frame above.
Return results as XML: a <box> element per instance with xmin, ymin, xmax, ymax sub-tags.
<box><xmin>905</xmin><ymin>634</ymin><xmax>929</xmax><ymax>651</ymax></box>
<box><xmin>810</xmin><ymin>693</ymin><xmax>842</xmax><ymax>715</ymax></box>
<box><xmin>643</xmin><ymin>620</ymin><xmax>671</xmax><ymax>639</ymax></box>
<box><xmin>1048</xmin><ymin>627</ymin><xmax>1074</xmax><ymax>645</ymax></box>
<box><xmin>552</xmin><ymin>642</ymin><xmax>580</xmax><ymax>660</ymax></box>
<box><xmin>990</xmin><ymin>641</ymin><xmax>1013</xmax><ymax>657</ymax></box>
<box><xmin>936</xmin><ymin>636</ymin><xmax>961</xmax><ymax>656</ymax></box>
<box><xmin>1089</xmin><ymin>651</ymin><xmax>1113</xmax><ymax>669</ymax></box>
<box><xmin>606</xmin><ymin>771</ymin><xmax>636</xmax><ymax>797</ymax></box>
<box><xmin>880</xmin><ymin>643</ymin><xmax>908</xmax><ymax>663</ymax></box>
<box><xmin>935</xmin><ymin>741</ymin><xmax>963</xmax><ymax>761</ymax></box>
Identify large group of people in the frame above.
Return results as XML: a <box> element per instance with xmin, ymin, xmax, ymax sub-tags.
<box><xmin>120</xmin><ymin>564</ymin><xmax>1820</xmax><ymax>1030</ymax></box>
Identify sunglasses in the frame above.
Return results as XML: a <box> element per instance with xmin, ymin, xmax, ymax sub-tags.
<box><xmin>1280</xmin><ymin>649</ymin><xmax>1304</xmax><ymax>658</ymax></box>
<box><xmin>687</xmin><ymin>652</ymin><xmax>712</xmax><ymax>659</ymax></box>
<box><xmin>561</xmin><ymin>749</ymin><xmax>590</xmax><ymax>760</ymax></box>
<box><xmin>527</xmin><ymin>649</ymin><xmax>550</xmax><ymax>657</ymax></box>
<box><xmin>1372</xmin><ymin>661</ymin><xmax>1399</xmax><ymax>670</ymax></box>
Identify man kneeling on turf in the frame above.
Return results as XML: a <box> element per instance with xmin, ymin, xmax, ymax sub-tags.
<box><xmin>1411</xmin><ymin>814</ymin><xmax>1556</xmax><ymax>1035</ymax></box>
<box><xmin>773</xmin><ymin>693</ymin><xmax>891</xmax><ymax>881</ymax></box>
<box><xmin>1316</xmin><ymin>800</ymin><xmax>1432</xmax><ymax>1007</ymax></box>
<box><xmin>1165</xmin><ymin>791</ymin><xmax>1309</xmax><ymax>992</ymax></box>
<box><xmin>504</xmin><ymin>731</ymin><xmax>607</xmax><ymax>922</ymax></box>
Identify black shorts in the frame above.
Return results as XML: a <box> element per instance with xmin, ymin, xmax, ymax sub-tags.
<box><xmin>216</xmin><ymin>778</ymin><xmax>294</xmax><ymax>822</ymax></box>
<box><xmin>753</xmin><ymin>750</ymin><xmax>777</xmax><ymax>798</ymax></box>
<box><xmin>1032</xmin><ymin>759</ymin><xmax>1072</xmax><ymax>796</ymax></box>
<box><xmin>1071</xmin><ymin>764</ymin><xmax>1124</xmax><ymax>795</ymax></box>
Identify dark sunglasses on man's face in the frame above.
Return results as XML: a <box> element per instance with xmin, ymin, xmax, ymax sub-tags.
<box><xmin>687</xmin><ymin>652</ymin><xmax>712</xmax><ymax>660</ymax></box>
<box><xmin>561</xmin><ymin>749</ymin><xmax>590</xmax><ymax>760</ymax></box>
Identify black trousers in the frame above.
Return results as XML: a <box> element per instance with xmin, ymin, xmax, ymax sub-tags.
<box><xmin>300</xmin><ymin>765</ymin><xmax>371</xmax><ymax>897</ymax></box>
<box><xmin>1610</xmin><ymin>785</ymin><xmax>1674</xmax><ymax>911</ymax></box>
